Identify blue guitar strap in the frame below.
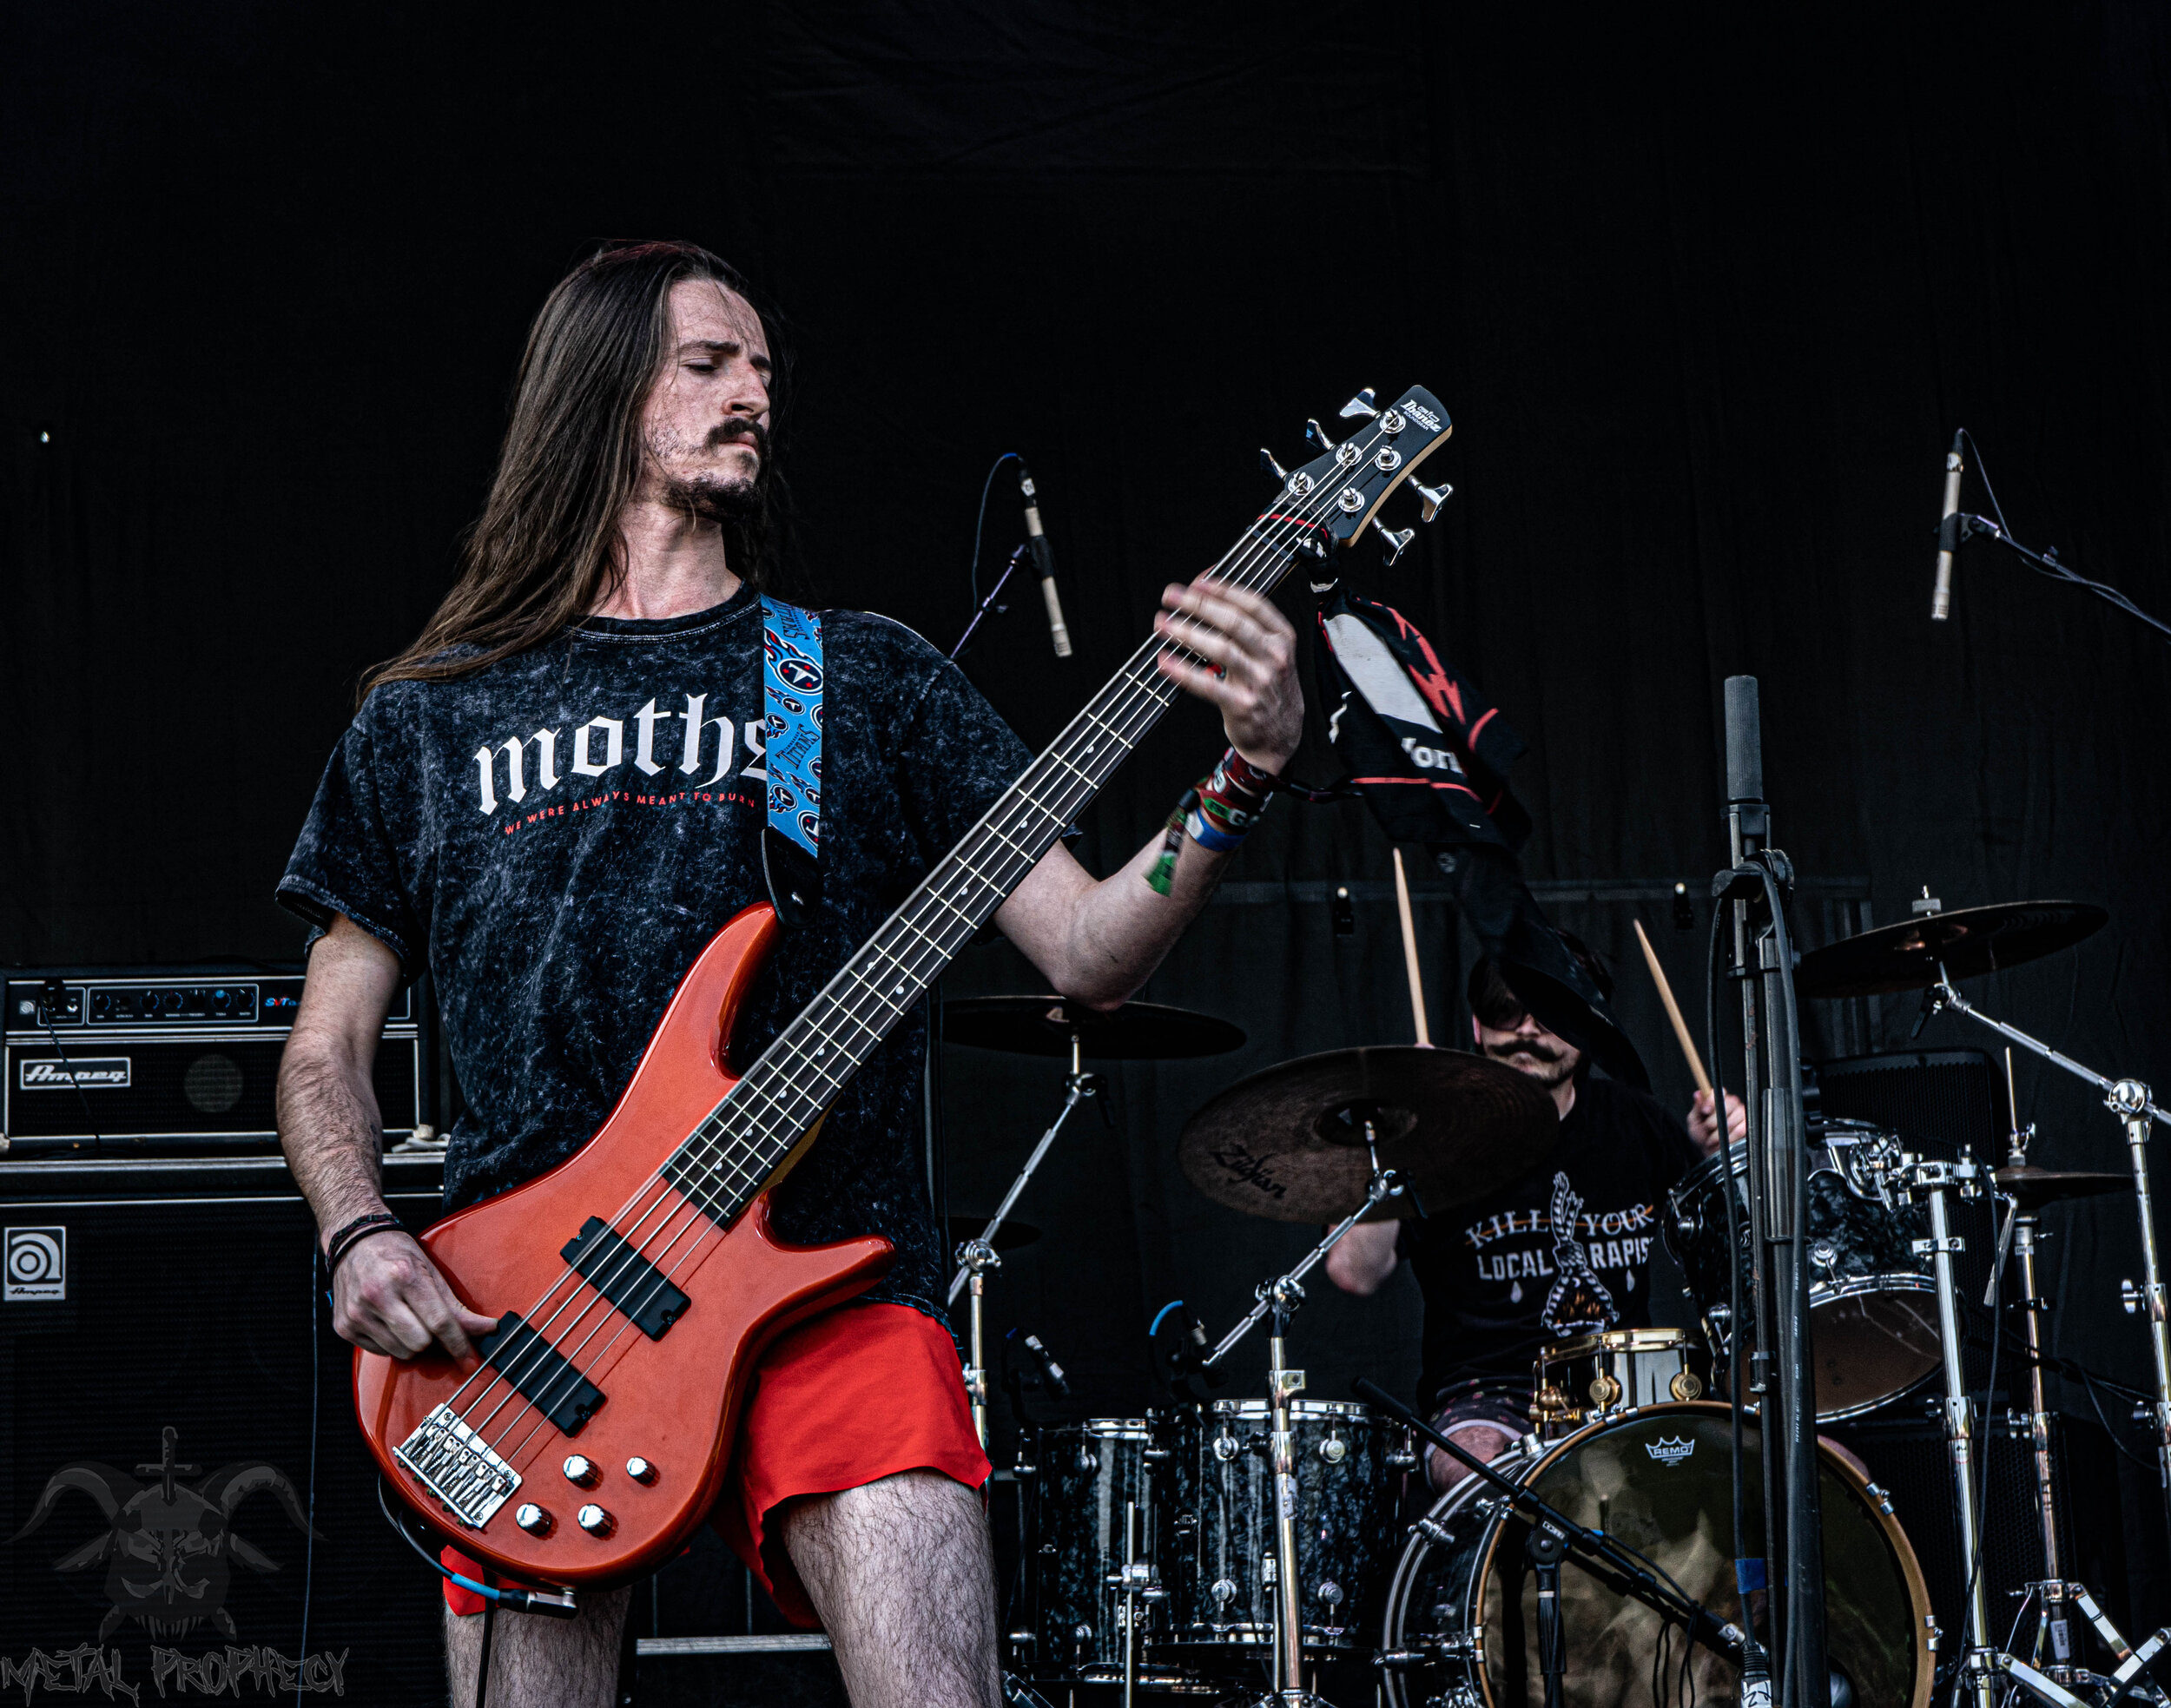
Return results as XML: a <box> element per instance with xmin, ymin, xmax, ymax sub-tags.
<box><xmin>759</xmin><ymin>595</ymin><xmax>824</xmax><ymax>927</ymax></box>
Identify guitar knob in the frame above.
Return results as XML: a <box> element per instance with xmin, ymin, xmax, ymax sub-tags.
<box><xmin>1260</xmin><ymin>448</ymin><xmax>1290</xmax><ymax>483</ymax></box>
<box><xmin>514</xmin><ymin>1503</ymin><xmax>552</xmax><ymax>1536</ymax></box>
<box><xmin>577</xmin><ymin>1504</ymin><xmax>615</xmax><ymax>1537</ymax></box>
<box><xmin>1375</xmin><ymin>522</ymin><xmax>1415</xmax><ymax>564</ymax></box>
<box><xmin>1304</xmin><ymin>418</ymin><xmax>1336</xmax><ymax>452</ymax></box>
<box><xmin>563</xmin><ymin>1454</ymin><xmax>599</xmax><ymax>1487</ymax></box>
<box><xmin>625</xmin><ymin>1456</ymin><xmax>657</xmax><ymax>1485</ymax></box>
<box><xmin>1337</xmin><ymin>389</ymin><xmax>1380</xmax><ymax>420</ymax></box>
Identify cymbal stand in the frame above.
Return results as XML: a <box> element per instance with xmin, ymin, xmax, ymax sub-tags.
<box><xmin>1926</xmin><ymin>977</ymin><xmax>2171</xmax><ymax>1540</ymax></box>
<box><xmin>1203</xmin><ymin>1158</ymin><xmax>1403</xmax><ymax>1708</ymax></box>
<box><xmin>949</xmin><ymin>1030</ymin><xmax>1103</xmax><ymax>1447</ymax></box>
<box><xmin>1884</xmin><ymin>1151</ymin><xmax>2093</xmax><ymax>1708</ymax></box>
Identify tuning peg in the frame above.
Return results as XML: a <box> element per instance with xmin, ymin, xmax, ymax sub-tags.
<box><xmin>1411</xmin><ymin>480</ymin><xmax>1454</xmax><ymax>523</ymax></box>
<box><xmin>1338</xmin><ymin>389</ymin><xmax>1380</xmax><ymax>421</ymax></box>
<box><xmin>1303</xmin><ymin>419</ymin><xmax>1336</xmax><ymax>452</ymax></box>
<box><xmin>1375</xmin><ymin>520</ymin><xmax>1415</xmax><ymax>564</ymax></box>
<box><xmin>1260</xmin><ymin>448</ymin><xmax>1289</xmax><ymax>483</ymax></box>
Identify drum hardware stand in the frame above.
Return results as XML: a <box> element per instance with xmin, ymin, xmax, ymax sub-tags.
<box><xmin>1199</xmin><ymin>1150</ymin><xmax>1405</xmax><ymax>1707</ymax></box>
<box><xmin>952</xmin><ymin>1031</ymin><xmax>1105</xmax><ymax>1448</ymax></box>
<box><xmin>1351</xmin><ymin>1376</ymin><xmax>1746</xmax><ymax>1666</ymax></box>
<box><xmin>1923</xmin><ymin>974</ymin><xmax>2171</xmax><ymax>1542</ymax></box>
<box><xmin>1882</xmin><ymin>1151</ymin><xmax>2105</xmax><ymax>1708</ymax></box>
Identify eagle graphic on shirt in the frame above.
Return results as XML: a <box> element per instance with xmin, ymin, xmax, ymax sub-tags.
<box><xmin>1541</xmin><ymin>1171</ymin><xmax>1617</xmax><ymax>1335</ymax></box>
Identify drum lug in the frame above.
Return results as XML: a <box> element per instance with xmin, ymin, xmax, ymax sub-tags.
<box><xmin>1863</xmin><ymin>1480</ymin><xmax>1896</xmax><ymax>1515</ymax></box>
<box><xmin>1412</xmin><ymin>1514</ymin><xmax>1455</xmax><ymax>1546</ymax></box>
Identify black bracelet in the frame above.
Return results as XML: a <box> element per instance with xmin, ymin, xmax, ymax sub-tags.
<box><xmin>324</xmin><ymin>1210</ymin><xmax>403</xmax><ymax>1274</ymax></box>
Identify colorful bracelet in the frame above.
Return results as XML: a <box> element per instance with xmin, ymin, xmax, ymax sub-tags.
<box><xmin>1145</xmin><ymin>748</ymin><xmax>1281</xmax><ymax>894</ymax></box>
<box><xmin>324</xmin><ymin>1209</ymin><xmax>404</xmax><ymax>1275</ymax></box>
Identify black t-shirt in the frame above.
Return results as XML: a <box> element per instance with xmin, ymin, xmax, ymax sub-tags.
<box><xmin>1403</xmin><ymin>1075</ymin><xmax>1703</xmax><ymax>1408</ymax></box>
<box><xmin>277</xmin><ymin>585</ymin><xmax>1033</xmax><ymax>1324</ymax></box>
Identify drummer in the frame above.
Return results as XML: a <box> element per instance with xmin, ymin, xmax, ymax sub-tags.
<box><xmin>1326</xmin><ymin>937</ymin><xmax>1745</xmax><ymax>1491</ymax></box>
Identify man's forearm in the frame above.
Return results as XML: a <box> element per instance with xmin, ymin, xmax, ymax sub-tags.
<box><xmin>1053</xmin><ymin>828</ymin><xmax>1240</xmax><ymax>1010</ymax></box>
<box><xmin>278</xmin><ymin>1047</ymin><xmax>390</xmax><ymax>1246</ymax></box>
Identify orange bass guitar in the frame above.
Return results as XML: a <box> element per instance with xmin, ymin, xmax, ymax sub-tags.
<box><xmin>354</xmin><ymin>387</ymin><xmax>1452</xmax><ymax>1587</ymax></box>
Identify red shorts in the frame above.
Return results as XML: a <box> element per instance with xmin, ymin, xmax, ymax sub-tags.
<box><xmin>441</xmin><ymin>1301</ymin><xmax>990</xmax><ymax>1626</ymax></box>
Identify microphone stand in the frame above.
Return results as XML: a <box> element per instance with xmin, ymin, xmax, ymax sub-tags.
<box><xmin>952</xmin><ymin>543</ymin><xmax>1032</xmax><ymax>661</ymax></box>
<box><xmin>1349</xmin><ymin>1378</ymin><xmax>1745</xmax><ymax>1669</ymax></box>
<box><xmin>1943</xmin><ymin>513</ymin><xmax>2171</xmax><ymax>645</ymax></box>
<box><xmin>1717</xmin><ymin>676</ymin><xmax>1828</xmax><ymax>1708</ymax></box>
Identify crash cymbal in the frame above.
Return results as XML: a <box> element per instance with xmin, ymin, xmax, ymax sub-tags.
<box><xmin>1794</xmin><ymin>901</ymin><xmax>2108</xmax><ymax>999</ymax></box>
<box><xmin>943</xmin><ymin>1217</ymin><xmax>1042</xmax><ymax>1253</ymax></box>
<box><xmin>1992</xmin><ymin>1166</ymin><xmax>2129</xmax><ymax>1208</ymax></box>
<box><xmin>940</xmin><ymin>995</ymin><xmax>1245</xmax><ymax>1060</ymax></box>
<box><xmin>1178</xmin><ymin>1045</ymin><xmax>1558</xmax><ymax>1223</ymax></box>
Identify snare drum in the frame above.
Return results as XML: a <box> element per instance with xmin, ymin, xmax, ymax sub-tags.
<box><xmin>1530</xmin><ymin>1327</ymin><xmax>1712</xmax><ymax>1439</ymax></box>
<box><xmin>1666</xmin><ymin>1120</ymin><xmax>1943</xmax><ymax>1419</ymax></box>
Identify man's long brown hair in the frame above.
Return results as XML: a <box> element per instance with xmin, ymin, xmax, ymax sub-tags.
<box><xmin>362</xmin><ymin>241</ymin><xmax>787</xmax><ymax>700</ymax></box>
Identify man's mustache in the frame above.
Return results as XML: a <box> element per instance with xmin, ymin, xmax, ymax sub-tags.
<box><xmin>709</xmin><ymin>420</ymin><xmax>769</xmax><ymax>455</ymax></box>
<box><xmin>1488</xmin><ymin>1037</ymin><xmax>1561</xmax><ymax>1062</ymax></box>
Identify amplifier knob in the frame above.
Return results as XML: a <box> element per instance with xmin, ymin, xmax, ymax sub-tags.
<box><xmin>514</xmin><ymin>1503</ymin><xmax>551</xmax><ymax>1535</ymax></box>
<box><xmin>577</xmin><ymin>1504</ymin><xmax>614</xmax><ymax>1537</ymax></box>
<box><xmin>563</xmin><ymin>1454</ymin><xmax>599</xmax><ymax>1487</ymax></box>
<box><xmin>625</xmin><ymin>1457</ymin><xmax>657</xmax><ymax>1484</ymax></box>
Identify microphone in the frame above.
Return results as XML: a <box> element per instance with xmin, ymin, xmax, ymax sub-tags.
<box><xmin>1021</xmin><ymin>1331</ymin><xmax>1071</xmax><ymax>1398</ymax></box>
<box><xmin>1931</xmin><ymin>430</ymin><xmax>1965</xmax><ymax>622</ymax></box>
<box><xmin>1019</xmin><ymin>465</ymin><xmax>1073</xmax><ymax>658</ymax></box>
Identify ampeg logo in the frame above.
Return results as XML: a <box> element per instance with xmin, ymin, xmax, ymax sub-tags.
<box><xmin>1645</xmin><ymin>1434</ymin><xmax>1696</xmax><ymax>1466</ymax></box>
<box><xmin>20</xmin><ymin>1058</ymin><xmax>130</xmax><ymax>1090</ymax></box>
<box><xmin>4</xmin><ymin>1227</ymin><xmax>67</xmax><ymax>1301</ymax></box>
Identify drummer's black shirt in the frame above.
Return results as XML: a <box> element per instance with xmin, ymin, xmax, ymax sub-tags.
<box><xmin>1403</xmin><ymin>1075</ymin><xmax>1704</xmax><ymax>1408</ymax></box>
<box><xmin>277</xmin><ymin>588</ymin><xmax>1035</xmax><ymax>1325</ymax></box>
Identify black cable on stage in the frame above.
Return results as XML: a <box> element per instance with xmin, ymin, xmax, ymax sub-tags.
<box><xmin>966</xmin><ymin>451</ymin><xmax>1021</xmax><ymax>616</ymax></box>
<box><xmin>297</xmin><ymin>1245</ymin><xmax>321</xmax><ymax>1708</ymax></box>
<box><xmin>37</xmin><ymin>1007</ymin><xmax>103</xmax><ymax>1153</ymax></box>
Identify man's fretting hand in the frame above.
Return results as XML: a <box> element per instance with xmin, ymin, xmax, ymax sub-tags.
<box><xmin>1153</xmin><ymin>577</ymin><xmax>1304</xmax><ymax>774</ymax></box>
<box><xmin>333</xmin><ymin>1230</ymin><xmax>500</xmax><ymax>1362</ymax></box>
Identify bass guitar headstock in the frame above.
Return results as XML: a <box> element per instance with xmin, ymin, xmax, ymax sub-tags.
<box><xmin>1260</xmin><ymin>385</ymin><xmax>1453</xmax><ymax>565</ymax></box>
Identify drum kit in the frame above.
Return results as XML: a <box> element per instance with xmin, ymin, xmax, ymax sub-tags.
<box><xmin>946</xmin><ymin>892</ymin><xmax>2171</xmax><ymax>1708</ymax></box>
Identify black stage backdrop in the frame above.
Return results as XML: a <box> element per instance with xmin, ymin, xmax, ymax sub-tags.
<box><xmin>6</xmin><ymin>0</ymin><xmax>2171</xmax><ymax>1610</ymax></box>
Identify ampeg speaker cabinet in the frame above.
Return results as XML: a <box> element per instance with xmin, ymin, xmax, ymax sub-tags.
<box><xmin>3</xmin><ymin>965</ymin><xmax>428</xmax><ymax>1155</ymax></box>
<box><xmin>0</xmin><ymin>1151</ymin><xmax>448</xmax><ymax>1700</ymax></box>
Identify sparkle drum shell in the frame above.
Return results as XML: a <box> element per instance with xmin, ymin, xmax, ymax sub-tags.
<box><xmin>1026</xmin><ymin>1418</ymin><xmax>1196</xmax><ymax>1687</ymax></box>
<box><xmin>1378</xmin><ymin>1402</ymin><xmax>1933</xmax><ymax>1708</ymax></box>
<box><xmin>1160</xmin><ymin>1398</ymin><xmax>1405</xmax><ymax>1661</ymax></box>
<box><xmin>1666</xmin><ymin>1123</ymin><xmax>1943</xmax><ymax>1420</ymax></box>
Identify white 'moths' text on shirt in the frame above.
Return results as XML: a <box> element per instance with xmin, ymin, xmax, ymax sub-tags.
<box><xmin>472</xmin><ymin>695</ymin><xmax>767</xmax><ymax>814</ymax></box>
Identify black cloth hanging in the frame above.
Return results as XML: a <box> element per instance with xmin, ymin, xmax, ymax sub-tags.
<box><xmin>1311</xmin><ymin>578</ymin><xmax>1649</xmax><ymax>1089</ymax></box>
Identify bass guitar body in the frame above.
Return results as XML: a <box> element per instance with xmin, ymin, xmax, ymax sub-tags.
<box><xmin>353</xmin><ymin>902</ymin><xmax>894</xmax><ymax>1586</ymax></box>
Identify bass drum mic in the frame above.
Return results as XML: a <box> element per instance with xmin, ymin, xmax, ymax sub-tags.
<box><xmin>1931</xmin><ymin>429</ymin><xmax>1965</xmax><ymax>621</ymax></box>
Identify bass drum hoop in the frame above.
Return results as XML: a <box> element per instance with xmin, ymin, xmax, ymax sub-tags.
<box><xmin>1379</xmin><ymin>1401</ymin><xmax>1933</xmax><ymax>1708</ymax></box>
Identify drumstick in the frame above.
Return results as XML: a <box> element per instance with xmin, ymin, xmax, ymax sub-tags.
<box><xmin>1633</xmin><ymin>918</ymin><xmax>1712</xmax><ymax>1096</ymax></box>
<box><xmin>1390</xmin><ymin>847</ymin><xmax>1432</xmax><ymax>1046</ymax></box>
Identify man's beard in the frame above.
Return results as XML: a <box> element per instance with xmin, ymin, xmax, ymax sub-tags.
<box><xmin>658</xmin><ymin>422</ymin><xmax>769</xmax><ymax>524</ymax></box>
<box><xmin>1482</xmin><ymin>1034</ymin><xmax>1579</xmax><ymax>1088</ymax></box>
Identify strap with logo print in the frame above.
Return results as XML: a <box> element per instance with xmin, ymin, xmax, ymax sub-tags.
<box><xmin>759</xmin><ymin>596</ymin><xmax>824</xmax><ymax>927</ymax></box>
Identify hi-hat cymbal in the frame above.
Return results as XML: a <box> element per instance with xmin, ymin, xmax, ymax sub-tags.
<box><xmin>1178</xmin><ymin>1045</ymin><xmax>1558</xmax><ymax>1223</ymax></box>
<box><xmin>940</xmin><ymin>996</ymin><xmax>1245</xmax><ymax>1060</ymax></box>
<box><xmin>1794</xmin><ymin>901</ymin><xmax>2108</xmax><ymax>999</ymax></box>
<box><xmin>942</xmin><ymin>1217</ymin><xmax>1042</xmax><ymax>1253</ymax></box>
<box><xmin>1992</xmin><ymin>1166</ymin><xmax>2128</xmax><ymax>1208</ymax></box>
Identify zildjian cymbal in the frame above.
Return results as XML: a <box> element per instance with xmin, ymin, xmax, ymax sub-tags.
<box><xmin>1178</xmin><ymin>1045</ymin><xmax>1558</xmax><ymax>1223</ymax></box>
<box><xmin>1793</xmin><ymin>900</ymin><xmax>2108</xmax><ymax>999</ymax></box>
<box><xmin>940</xmin><ymin>995</ymin><xmax>1246</xmax><ymax>1059</ymax></box>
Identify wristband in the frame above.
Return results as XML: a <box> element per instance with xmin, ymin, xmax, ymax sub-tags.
<box><xmin>324</xmin><ymin>1210</ymin><xmax>404</xmax><ymax>1275</ymax></box>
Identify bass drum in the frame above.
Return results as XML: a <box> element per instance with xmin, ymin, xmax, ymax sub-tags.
<box><xmin>1378</xmin><ymin>1402</ymin><xmax>1931</xmax><ymax>1708</ymax></box>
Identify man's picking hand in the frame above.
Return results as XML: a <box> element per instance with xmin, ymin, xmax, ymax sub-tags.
<box><xmin>333</xmin><ymin>1231</ymin><xmax>500</xmax><ymax>1362</ymax></box>
<box><xmin>1153</xmin><ymin>577</ymin><xmax>1304</xmax><ymax>774</ymax></box>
